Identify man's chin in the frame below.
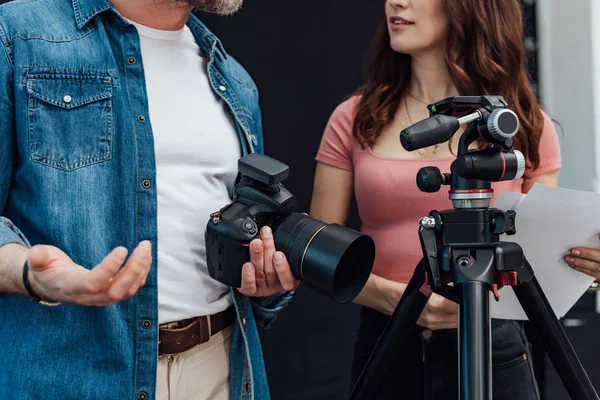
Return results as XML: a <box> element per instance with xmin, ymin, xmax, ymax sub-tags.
<box><xmin>189</xmin><ymin>0</ymin><xmax>243</xmax><ymax>15</ymax></box>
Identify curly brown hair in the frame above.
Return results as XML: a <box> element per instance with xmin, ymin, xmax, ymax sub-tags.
<box><xmin>353</xmin><ymin>0</ymin><xmax>543</xmax><ymax>168</ymax></box>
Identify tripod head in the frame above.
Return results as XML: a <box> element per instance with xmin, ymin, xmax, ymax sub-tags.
<box><xmin>400</xmin><ymin>95</ymin><xmax>526</xmax><ymax>209</ymax></box>
<box><xmin>399</xmin><ymin>96</ymin><xmax>524</xmax><ymax>297</ymax></box>
<box><xmin>351</xmin><ymin>95</ymin><xmax>600</xmax><ymax>400</ymax></box>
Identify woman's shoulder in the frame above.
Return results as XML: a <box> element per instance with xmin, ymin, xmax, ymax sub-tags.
<box><xmin>322</xmin><ymin>95</ymin><xmax>363</xmax><ymax>139</ymax></box>
<box><xmin>539</xmin><ymin>109</ymin><xmax>560</xmax><ymax>144</ymax></box>
<box><xmin>316</xmin><ymin>95</ymin><xmax>364</xmax><ymax>169</ymax></box>
<box><xmin>540</xmin><ymin>109</ymin><xmax>553</xmax><ymax>127</ymax></box>
<box><xmin>329</xmin><ymin>95</ymin><xmax>362</xmax><ymax>123</ymax></box>
<box><xmin>523</xmin><ymin>108</ymin><xmax>561</xmax><ymax>177</ymax></box>
<box><xmin>540</xmin><ymin>107</ymin><xmax>564</xmax><ymax>132</ymax></box>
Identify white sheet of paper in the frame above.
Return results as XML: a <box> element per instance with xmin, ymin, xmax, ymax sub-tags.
<box><xmin>492</xmin><ymin>191</ymin><xmax>526</xmax><ymax>212</ymax></box>
<box><xmin>490</xmin><ymin>184</ymin><xmax>599</xmax><ymax>320</ymax></box>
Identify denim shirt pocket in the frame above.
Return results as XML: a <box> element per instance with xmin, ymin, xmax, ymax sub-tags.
<box><xmin>26</xmin><ymin>70</ymin><xmax>114</xmax><ymax>171</ymax></box>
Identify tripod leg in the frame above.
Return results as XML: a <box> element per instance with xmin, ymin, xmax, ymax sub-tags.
<box><xmin>513</xmin><ymin>259</ymin><xmax>599</xmax><ymax>400</ymax></box>
<box><xmin>460</xmin><ymin>281</ymin><xmax>492</xmax><ymax>400</ymax></box>
<box><xmin>349</xmin><ymin>260</ymin><xmax>432</xmax><ymax>400</ymax></box>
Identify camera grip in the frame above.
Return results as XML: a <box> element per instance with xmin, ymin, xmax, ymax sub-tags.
<box><xmin>206</xmin><ymin>231</ymin><xmax>255</xmax><ymax>288</ymax></box>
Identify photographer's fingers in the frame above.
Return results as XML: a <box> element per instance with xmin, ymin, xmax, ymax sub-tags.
<box><xmin>250</xmin><ymin>239</ymin><xmax>265</xmax><ymax>284</ymax></box>
<box><xmin>260</xmin><ymin>227</ymin><xmax>279</xmax><ymax>288</ymax></box>
<box><xmin>239</xmin><ymin>263</ymin><xmax>258</xmax><ymax>296</ymax></box>
<box><xmin>273</xmin><ymin>252</ymin><xmax>298</xmax><ymax>291</ymax></box>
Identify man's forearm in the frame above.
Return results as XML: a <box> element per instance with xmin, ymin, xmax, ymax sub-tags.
<box><xmin>0</xmin><ymin>243</ymin><xmax>29</xmax><ymax>295</ymax></box>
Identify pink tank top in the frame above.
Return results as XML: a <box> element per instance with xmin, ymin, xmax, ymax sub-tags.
<box><xmin>316</xmin><ymin>96</ymin><xmax>562</xmax><ymax>284</ymax></box>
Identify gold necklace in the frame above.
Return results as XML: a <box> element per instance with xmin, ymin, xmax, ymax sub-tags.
<box><xmin>406</xmin><ymin>91</ymin><xmax>430</xmax><ymax>107</ymax></box>
<box><xmin>404</xmin><ymin>96</ymin><xmax>440</xmax><ymax>158</ymax></box>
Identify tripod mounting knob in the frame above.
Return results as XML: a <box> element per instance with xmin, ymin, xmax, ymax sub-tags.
<box><xmin>420</xmin><ymin>216</ymin><xmax>437</xmax><ymax>230</ymax></box>
<box><xmin>417</xmin><ymin>167</ymin><xmax>450</xmax><ymax>193</ymax></box>
<box><xmin>492</xmin><ymin>210</ymin><xmax>517</xmax><ymax>235</ymax></box>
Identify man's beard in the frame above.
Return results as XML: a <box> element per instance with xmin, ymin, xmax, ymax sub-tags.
<box><xmin>182</xmin><ymin>0</ymin><xmax>243</xmax><ymax>15</ymax></box>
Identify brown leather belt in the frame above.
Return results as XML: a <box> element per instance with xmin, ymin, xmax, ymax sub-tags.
<box><xmin>158</xmin><ymin>306</ymin><xmax>235</xmax><ymax>356</ymax></box>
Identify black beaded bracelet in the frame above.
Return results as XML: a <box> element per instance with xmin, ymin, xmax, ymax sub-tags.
<box><xmin>22</xmin><ymin>261</ymin><xmax>61</xmax><ymax>306</ymax></box>
<box><xmin>22</xmin><ymin>260</ymin><xmax>42</xmax><ymax>302</ymax></box>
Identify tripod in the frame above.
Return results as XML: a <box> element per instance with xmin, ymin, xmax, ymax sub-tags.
<box><xmin>349</xmin><ymin>96</ymin><xmax>600</xmax><ymax>400</ymax></box>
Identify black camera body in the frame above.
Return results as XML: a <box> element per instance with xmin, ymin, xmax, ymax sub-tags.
<box><xmin>205</xmin><ymin>153</ymin><xmax>296</xmax><ymax>288</ymax></box>
<box><xmin>205</xmin><ymin>153</ymin><xmax>374</xmax><ymax>303</ymax></box>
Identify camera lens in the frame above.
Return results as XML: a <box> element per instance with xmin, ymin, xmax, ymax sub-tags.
<box><xmin>273</xmin><ymin>213</ymin><xmax>375</xmax><ymax>303</ymax></box>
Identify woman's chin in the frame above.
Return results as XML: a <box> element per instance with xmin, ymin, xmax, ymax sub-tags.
<box><xmin>389</xmin><ymin>43</ymin><xmax>416</xmax><ymax>56</ymax></box>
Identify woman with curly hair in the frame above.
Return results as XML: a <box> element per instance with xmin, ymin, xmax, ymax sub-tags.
<box><xmin>311</xmin><ymin>1</ymin><xmax>562</xmax><ymax>398</ymax></box>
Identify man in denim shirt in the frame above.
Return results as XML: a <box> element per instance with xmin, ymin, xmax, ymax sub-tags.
<box><xmin>0</xmin><ymin>0</ymin><xmax>297</xmax><ymax>399</ymax></box>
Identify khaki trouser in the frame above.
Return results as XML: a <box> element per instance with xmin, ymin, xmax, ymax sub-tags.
<box><xmin>156</xmin><ymin>325</ymin><xmax>232</xmax><ymax>400</ymax></box>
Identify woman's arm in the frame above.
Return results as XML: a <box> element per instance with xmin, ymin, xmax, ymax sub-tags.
<box><xmin>310</xmin><ymin>163</ymin><xmax>457</xmax><ymax>326</ymax></box>
<box><xmin>310</xmin><ymin>162</ymin><xmax>405</xmax><ymax>315</ymax></box>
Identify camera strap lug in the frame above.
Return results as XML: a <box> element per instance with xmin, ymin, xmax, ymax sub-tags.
<box><xmin>210</xmin><ymin>211</ymin><xmax>221</xmax><ymax>224</ymax></box>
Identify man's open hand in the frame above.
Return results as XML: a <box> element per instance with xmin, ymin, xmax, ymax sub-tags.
<box><xmin>26</xmin><ymin>241</ymin><xmax>152</xmax><ymax>306</ymax></box>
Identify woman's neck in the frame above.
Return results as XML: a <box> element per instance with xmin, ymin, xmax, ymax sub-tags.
<box><xmin>408</xmin><ymin>49</ymin><xmax>458</xmax><ymax>104</ymax></box>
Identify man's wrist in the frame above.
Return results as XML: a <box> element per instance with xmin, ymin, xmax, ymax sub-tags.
<box><xmin>22</xmin><ymin>260</ymin><xmax>41</xmax><ymax>301</ymax></box>
<box><xmin>0</xmin><ymin>243</ymin><xmax>30</xmax><ymax>296</ymax></box>
<box><xmin>12</xmin><ymin>246</ymin><xmax>30</xmax><ymax>297</ymax></box>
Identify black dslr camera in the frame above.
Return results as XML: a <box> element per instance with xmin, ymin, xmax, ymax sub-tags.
<box><xmin>205</xmin><ymin>153</ymin><xmax>375</xmax><ymax>303</ymax></box>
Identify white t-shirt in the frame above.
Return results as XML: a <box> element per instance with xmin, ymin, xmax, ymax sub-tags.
<box><xmin>129</xmin><ymin>21</ymin><xmax>241</xmax><ymax>325</ymax></box>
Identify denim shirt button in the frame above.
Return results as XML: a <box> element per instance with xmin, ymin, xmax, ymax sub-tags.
<box><xmin>218</xmin><ymin>85</ymin><xmax>227</xmax><ymax>92</ymax></box>
<box><xmin>127</xmin><ymin>57</ymin><xmax>137</xmax><ymax>65</ymax></box>
<box><xmin>62</xmin><ymin>95</ymin><xmax>72</xmax><ymax>104</ymax></box>
<box><xmin>142</xmin><ymin>320</ymin><xmax>151</xmax><ymax>329</ymax></box>
<box><xmin>242</xmin><ymin>317</ymin><xmax>246</xmax><ymax>325</ymax></box>
<box><xmin>138</xmin><ymin>392</ymin><xmax>147</xmax><ymax>400</ymax></box>
<box><xmin>138</xmin><ymin>115</ymin><xmax>146</xmax><ymax>123</ymax></box>
<box><xmin>142</xmin><ymin>180</ymin><xmax>151</xmax><ymax>189</ymax></box>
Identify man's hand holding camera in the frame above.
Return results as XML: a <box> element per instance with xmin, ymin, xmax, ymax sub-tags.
<box><xmin>238</xmin><ymin>226</ymin><xmax>299</xmax><ymax>297</ymax></box>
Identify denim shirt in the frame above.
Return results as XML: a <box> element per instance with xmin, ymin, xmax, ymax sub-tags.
<box><xmin>0</xmin><ymin>0</ymin><xmax>292</xmax><ymax>399</ymax></box>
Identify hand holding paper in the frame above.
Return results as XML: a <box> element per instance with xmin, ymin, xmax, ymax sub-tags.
<box><xmin>490</xmin><ymin>184</ymin><xmax>600</xmax><ymax>320</ymax></box>
<box><xmin>565</xmin><ymin>246</ymin><xmax>600</xmax><ymax>282</ymax></box>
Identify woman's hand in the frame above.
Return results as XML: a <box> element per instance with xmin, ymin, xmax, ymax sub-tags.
<box><xmin>379</xmin><ymin>279</ymin><xmax>458</xmax><ymax>331</ymax></box>
<box><xmin>565</xmin><ymin>247</ymin><xmax>600</xmax><ymax>281</ymax></box>
<box><xmin>417</xmin><ymin>293</ymin><xmax>459</xmax><ymax>331</ymax></box>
